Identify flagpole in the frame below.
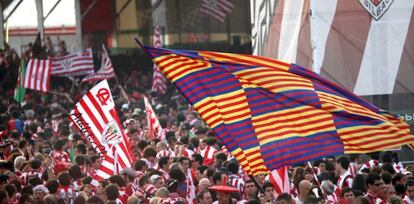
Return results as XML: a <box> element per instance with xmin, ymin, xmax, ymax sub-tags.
<box><xmin>249</xmin><ymin>175</ymin><xmax>265</xmax><ymax>194</ymax></box>
<box><xmin>307</xmin><ymin>162</ymin><xmax>327</xmax><ymax>199</ymax></box>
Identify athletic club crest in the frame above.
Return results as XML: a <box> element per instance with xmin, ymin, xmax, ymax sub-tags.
<box><xmin>359</xmin><ymin>0</ymin><xmax>395</xmax><ymax>20</ymax></box>
<box><xmin>101</xmin><ymin>120</ymin><xmax>122</xmax><ymax>146</ymax></box>
<box><xmin>62</xmin><ymin>59</ymin><xmax>73</xmax><ymax>71</ymax></box>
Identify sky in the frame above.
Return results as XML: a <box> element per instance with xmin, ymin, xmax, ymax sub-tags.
<box><xmin>4</xmin><ymin>0</ymin><xmax>76</xmax><ymax>28</ymax></box>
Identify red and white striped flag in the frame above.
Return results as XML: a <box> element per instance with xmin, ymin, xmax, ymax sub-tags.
<box><xmin>269</xmin><ymin>166</ymin><xmax>290</xmax><ymax>195</ymax></box>
<box><xmin>69</xmin><ymin>80</ymin><xmax>134</xmax><ymax>181</ymax></box>
<box><xmin>51</xmin><ymin>48</ymin><xmax>94</xmax><ymax>76</ymax></box>
<box><xmin>82</xmin><ymin>45</ymin><xmax>115</xmax><ymax>83</ymax></box>
<box><xmin>143</xmin><ymin>95</ymin><xmax>164</xmax><ymax>141</ymax></box>
<box><xmin>151</xmin><ymin>24</ymin><xmax>167</xmax><ymax>94</ymax></box>
<box><xmin>200</xmin><ymin>0</ymin><xmax>234</xmax><ymax>22</ymax></box>
<box><xmin>22</xmin><ymin>59</ymin><xmax>51</xmax><ymax>92</ymax></box>
<box><xmin>187</xmin><ymin>168</ymin><xmax>196</xmax><ymax>204</ymax></box>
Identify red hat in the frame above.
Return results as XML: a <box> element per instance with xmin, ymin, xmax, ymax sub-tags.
<box><xmin>208</xmin><ymin>175</ymin><xmax>238</xmax><ymax>193</ymax></box>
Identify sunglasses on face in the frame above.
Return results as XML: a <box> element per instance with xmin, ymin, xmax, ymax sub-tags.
<box><xmin>374</xmin><ymin>182</ymin><xmax>384</xmax><ymax>186</ymax></box>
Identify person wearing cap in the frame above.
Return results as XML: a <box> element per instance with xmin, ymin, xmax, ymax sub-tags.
<box><xmin>208</xmin><ymin>175</ymin><xmax>239</xmax><ymax>204</ymax></box>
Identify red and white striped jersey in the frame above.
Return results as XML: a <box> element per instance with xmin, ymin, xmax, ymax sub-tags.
<box><xmin>200</xmin><ymin>145</ymin><xmax>218</xmax><ymax>166</ymax></box>
<box><xmin>160</xmin><ymin>193</ymin><xmax>186</xmax><ymax>204</ymax></box>
<box><xmin>158</xmin><ymin>168</ymin><xmax>170</xmax><ymax>181</ymax></box>
<box><xmin>181</xmin><ymin>148</ymin><xmax>194</xmax><ymax>158</ymax></box>
<box><xmin>348</xmin><ymin>162</ymin><xmax>358</xmax><ymax>177</ymax></box>
<box><xmin>142</xmin><ymin>158</ymin><xmax>157</xmax><ymax>169</ymax></box>
<box><xmin>20</xmin><ymin>171</ymin><xmax>43</xmax><ymax>186</ymax></box>
<box><xmin>156</xmin><ymin>149</ymin><xmax>175</xmax><ymax>159</ymax></box>
<box><xmin>51</xmin><ymin>150</ymin><xmax>70</xmax><ymax>164</ymax></box>
<box><xmin>327</xmin><ymin>192</ymin><xmax>339</xmax><ymax>204</ymax></box>
<box><xmin>359</xmin><ymin>159</ymin><xmax>379</xmax><ymax>174</ymax></box>
<box><xmin>125</xmin><ymin>183</ymin><xmax>139</xmax><ymax>197</ymax></box>
<box><xmin>57</xmin><ymin>185</ymin><xmax>78</xmax><ymax>204</ymax></box>
<box><xmin>336</xmin><ymin>171</ymin><xmax>353</xmax><ymax>195</ymax></box>
<box><xmin>118</xmin><ymin>187</ymin><xmax>128</xmax><ymax>204</ymax></box>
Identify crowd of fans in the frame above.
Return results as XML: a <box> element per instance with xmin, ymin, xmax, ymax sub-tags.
<box><xmin>0</xmin><ymin>38</ymin><xmax>414</xmax><ymax>204</ymax></box>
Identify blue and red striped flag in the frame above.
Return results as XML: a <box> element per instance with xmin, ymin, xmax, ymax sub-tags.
<box><xmin>140</xmin><ymin>44</ymin><xmax>414</xmax><ymax>175</ymax></box>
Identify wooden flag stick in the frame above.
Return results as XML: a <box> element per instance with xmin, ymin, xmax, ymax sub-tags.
<box><xmin>307</xmin><ymin>162</ymin><xmax>327</xmax><ymax>200</ymax></box>
<box><xmin>249</xmin><ymin>175</ymin><xmax>265</xmax><ymax>194</ymax></box>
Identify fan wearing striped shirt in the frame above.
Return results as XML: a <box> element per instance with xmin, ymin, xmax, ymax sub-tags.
<box><xmin>335</xmin><ymin>156</ymin><xmax>353</xmax><ymax>196</ymax></box>
<box><xmin>57</xmin><ymin>172</ymin><xmax>78</xmax><ymax>204</ymax></box>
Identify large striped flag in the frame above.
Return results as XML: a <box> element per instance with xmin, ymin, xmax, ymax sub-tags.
<box><xmin>139</xmin><ymin>43</ymin><xmax>414</xmax><ymax>176</ymax></box>
<box><xmin>69</xmin><ymin>80</ymin><xmax>134</xmax><ymax>180</ymax></box>
<box><xmin>22</xmin><ymin>59</ymin><xmax>51</xmax><ymax>92</ymax></box>
<box><xmin>200</xmin><ymin>0</ymin><xmax>234</xmax><ymax>22</ymax></box>
<box><xmin>14</xmin><ymin>59</ymin><xmax>26</xmax><ymax>103</ymax></box>
<box><xmin>82</xmin><ymin>45</ymin><xmax>115</xmax><ymax>83</ymax></box>
<box><xmin>143</xmin><ymin>95</ymin><xmax>164</xmax><ymax>141</ymax></box>
<box><xmin>51</xmin><ymin>48</ymin><xmax>94</xmax><ymax>76</ymax></box>
<box><xmin>151</xmin><ymin>24</ymin><xmax>167</xmax><ymax>94</ymax></box>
